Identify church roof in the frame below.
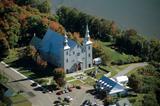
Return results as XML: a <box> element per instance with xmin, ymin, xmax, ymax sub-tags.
<box><xmin>30</xmin><ymin>35</ymin><xmax>42</xmax><ymax>49</ymax></box>
<box><xmin>36</xmin><ymin>28</ymin><xmax>78</xmax><ymax>64</ymax></box>
<box><xmin>40</xmin><ymin>28</ymin><xmax>77</xmax><ymax>53</ymax></box>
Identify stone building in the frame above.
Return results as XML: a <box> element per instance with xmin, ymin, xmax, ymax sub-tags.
<box><xmin>30</xmin><ymin>25</ymin><xmax>93</xmax><ymax>73</ymax></box>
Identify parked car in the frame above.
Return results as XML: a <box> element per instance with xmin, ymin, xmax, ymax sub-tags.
<box><xmin>31</xmin><ymin>82</ymin><xmax>37</xmax><ymax>87</ymax></box>
<box><xmin>82</xmin><ymin>100</ymin><xmax>92</xmax><ymax>106</ymax></box>
<box><xmin>64</xmin><ymin>89</ymin><xmax>69</xmax><ymax>93</ymax></box>
<box><xmin>56</xmin><ymin>91</ymin><xmax>63</xmax><ymax>95</ymax></box>
<box><xmin>64</xmin><ymin>96</ymin><xmax>73</xmax><ymax>102</ymax></box>
<box><xmin>67</xmin><ymin>87</ymin><xmax>72</xmax><ymax>92</ymax></box>
<box><xmin>76</xmin><ymin>86</ymin><xmax>81</xmax><ymax>89</ymax></box>
<box><xmin>42</xmin><ymin>88</ymin><xmax>48</xmax><ymax>93</ymax></box>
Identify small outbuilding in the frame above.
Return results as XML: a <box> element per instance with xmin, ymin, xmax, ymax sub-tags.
<box><xmin>93</xmin><ymin>57</ymin><xmax>102</xmax><ymax>65</ymax></box>
<box><xmin>115</xmin><ymin>76</ymin><xmax>128</xmax><ymax>86</ymax></box>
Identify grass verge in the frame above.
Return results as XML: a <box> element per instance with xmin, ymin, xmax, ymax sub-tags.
<box><xmin>10</xmin><ymin>94</ymin><xmax>32</xmax><ymax>106</ymax></box>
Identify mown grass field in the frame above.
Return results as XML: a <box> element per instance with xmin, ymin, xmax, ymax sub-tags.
<box><xmin>99</xmin><ymin>41</ymin><xmax>138</xmax><ymax>64</ymax></box>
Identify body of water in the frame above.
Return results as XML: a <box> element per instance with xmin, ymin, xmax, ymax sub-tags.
<box><xmin>51</xmin><ymin>0</ymin><xmax>160</xmax><ymax>39</ymax></box>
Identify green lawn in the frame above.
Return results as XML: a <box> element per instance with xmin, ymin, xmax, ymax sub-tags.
<box><xmin>69</xmin><ymin>80</ymin><xmax>84</xmax><ymax>86</ymax></box>
<box><xmin>3</xmin><ymin>49</ymin><xmax>19</xmax><ymax>64</ymax></box>
<box><xmin>83</xmin><ymin>77</ymin><xmax>96</xmax><ymax>86</ymax></box>
<box><xmin>65</xmin><ymin>76</ymin><xmax>75</xmax><ymax>81</ymax></box>
<box><xmin>11</xmin><ymin>94</ymin><xmax>32</xmax><ymax>106</ymax></box>
<box><xmin>3</xmin><ymin>48</ymin><xmax>52</xmax><ymax>86</ymax></box>
<box><xmin>99</xmin><ymin>41</ymin><xmax>140</xmax><ymax>64</ymax></box>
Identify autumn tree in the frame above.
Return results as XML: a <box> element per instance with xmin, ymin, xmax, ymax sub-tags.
<box><xmin>53</xmin><ymin>68</ymin><xmax>66</xmax><ymax>87</ymax></box>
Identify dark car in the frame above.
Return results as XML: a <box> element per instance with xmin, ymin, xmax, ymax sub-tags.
<box><xmin>82</xmin><ymin>100</ymin><xmax>92</xmax><ymax>106</ymax></box>
<box><xmin>68</xmin><ymin>87</ymin><xmax>72</xmax><ymax>92</ymax></box>
<box><xmin>56</xmin><ymin>91</ymin><xmax>63</xmax><ymax>95</ymax></box>
<box><xmin>31</xmin><ymin>82</ymin><xmax>37</xmax><ymax>87</ymax></box>
<box><xmin>76</xmin><ymin>86</ymin><xmax>81</xmax><ymax>89</ymax></box>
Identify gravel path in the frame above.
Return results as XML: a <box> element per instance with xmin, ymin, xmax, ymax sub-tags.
<box><xmin>113</xmin><ymin>62</ymin><xmax>148</xmax><ymax>78</ymax></box>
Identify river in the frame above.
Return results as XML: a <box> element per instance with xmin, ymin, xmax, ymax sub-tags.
<box><xmin>51</xmin><ymin>0</ymin><xmax>160</xmax><ymax>39</ymax></box>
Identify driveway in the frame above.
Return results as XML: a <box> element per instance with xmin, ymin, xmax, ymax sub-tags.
<box><xmin>0</xmin><ymin>62</ymin><xmax>54</xmax><ymax>106</ymax></box>
<box><xmin>113</xmin><ymin>62</ymin><xmax>148</xmax><ymax>78</ymax></box>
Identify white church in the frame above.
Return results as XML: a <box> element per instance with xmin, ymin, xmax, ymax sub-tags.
<box><xmin>30</xmin><ymin>25</ymin><xmax>93</xmax><ymax>73</ymax></box>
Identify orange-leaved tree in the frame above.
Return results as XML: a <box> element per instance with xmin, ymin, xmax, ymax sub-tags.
<box><xmin>53</xmin><ymin>68</ymin><xmax>66</xmax><ymax>87</ymax></box>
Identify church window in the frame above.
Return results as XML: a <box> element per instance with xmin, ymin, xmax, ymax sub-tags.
<box><xmin>66</xmin><ymin>51</ymin><xmax>68</xmax><ymax>55</ymax></box>
<box><xmin>88</xmin><ymin>46</ymin><xmax>90</xmax><ymax>50</ymax></box>
<box><xmin>73</xmin><ymin>51</ymin><xmax>75</xmax><ymax>55</ymax></box>
<box><xmin>77</xmin><ymin>52</ymin><xmax>80</xmax><ymax>56</ymax></box>
<box><xmin>88</xmin><ymin>53</ymin><xmax>90</xmax><ymax>57</ymax></box>
<box><xmin>66</xmin><ymin>59</ymin><xmax>68</xmax><ymax>63</ymax></box>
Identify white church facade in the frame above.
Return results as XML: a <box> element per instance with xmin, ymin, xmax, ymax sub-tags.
<box><xmin>30</xmin><ymin>25</ymin><xmax>93</xmax><ymax>73</ymax></box>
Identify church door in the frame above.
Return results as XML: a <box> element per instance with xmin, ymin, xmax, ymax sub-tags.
<box><xmin>78</xmin><ymin>62</ymin><xmax>82</xmax><ymax>70</ymax></box>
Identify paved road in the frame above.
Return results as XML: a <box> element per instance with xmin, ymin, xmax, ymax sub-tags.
<box><xmin>0</xmin><ymin>62</ymin><xmax>54</xmax><ymax>106</ymax></box>
<box><xmin>113</xmin><ymin>62</ymin><xmax>148</xmax><ymax>78</ymax></box>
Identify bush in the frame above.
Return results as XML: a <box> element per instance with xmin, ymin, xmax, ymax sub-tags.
<box><xmin>0</xmin><ymin>38</ymin><xmax>9</xmax><ymax>59</ymax></box>
<box><xmin>103</xmin><ymin>96</ymin><xmax>113</xmax><ymax>106</ymax></box>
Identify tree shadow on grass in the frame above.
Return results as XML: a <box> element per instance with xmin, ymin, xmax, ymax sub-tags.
<box><xmin>8</xmin><ymin>56</ymin><xmax>54</xmax><ymax>80</ymax></box>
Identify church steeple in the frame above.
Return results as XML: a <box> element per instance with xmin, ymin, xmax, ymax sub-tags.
<box><xmin>64</xmin><ymin>32</ymin><xmax>70</xmax><ymax>50</ymax></box>
<box><xmin>84</xmin><ymin>24</ymin><xmax>92</xmax><ymax>45</ymax></box>
<box><xmin>86</xmin><ymin>24</ymin><xmax>90</xmax><ymax>39</ymax></box>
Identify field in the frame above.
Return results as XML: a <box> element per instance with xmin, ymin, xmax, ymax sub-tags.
<box><xmin>99</xmin><ymin>41</ymin><xmax>140</xmax><ymax>64</ymax></box>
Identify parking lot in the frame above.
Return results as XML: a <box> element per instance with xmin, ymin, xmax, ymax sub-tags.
<box><xmin>52</xmin><ymin>85</ymin><xmax>104</xmax><ymax>106</ymax></box>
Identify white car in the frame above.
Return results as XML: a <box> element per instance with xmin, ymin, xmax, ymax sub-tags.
<box><xmin>64</xmin><ymin>96</ymin><xmax>73</xmax><ymax>102</ymax></box>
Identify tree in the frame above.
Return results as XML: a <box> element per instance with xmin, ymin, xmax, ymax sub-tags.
<box><xmin>0</xmin><ymin>38</ymin><xmax>9</xmax><ymax>59</ymax></box>
<box><xmin>26</xmin><ymin>15</ymin><xmax>48</xmax><ymax>38</ymax></box>
<box><xmin>53</xmin><ymin>68</ymin><xmax>66</xmax><ymax>87</ymax></box>
<box><xmin>93</xmin><ymin>41</ymin><xmax>111</xmax><ymax>65</ymax></box>
<box><xmin>143</xmin><ymin>94</ymin><xmax>159</xmax><ymax>106</ymax></box>
<box><xmin>103</xmin><ymin>96</ymin><xmax>113</xmax><ymax>106</ymax></box>
<box><xmin>38</xmin><ymin>0</ymin><xmax>51</xmax><ymax>13</ymax></box>
<box><xmin>128</xmin><ymin>74</ymin><xmax>142</xmax><ymax>92</ymax></box>
<box><xmin>8</xmin><ymin>33</ymin><xmax>19</xmax><ymax>48</ymax></box>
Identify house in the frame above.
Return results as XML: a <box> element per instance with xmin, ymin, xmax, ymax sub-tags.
<box><xmin>95</xmin><ymin>76</ymin><xmax>127</xmax><ymax>96</ymax></box>
<box><xmin>30</xmin><ymin>25</ymin><xmax>93</xmax><ymax>73</ymax></box>
<box><xmin>115</xmin><ymin>76</ymin><xmax>128</xmax><ymax>86</ymax></box>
